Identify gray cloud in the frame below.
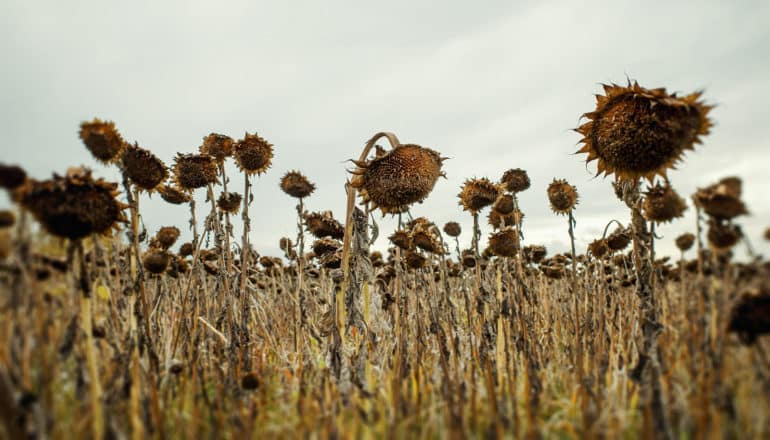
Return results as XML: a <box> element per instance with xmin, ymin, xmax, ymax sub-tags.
<box><xmin>2</xmin><ymin>0</ymin><xmax>768</xmax><ymax>260</ymax></box>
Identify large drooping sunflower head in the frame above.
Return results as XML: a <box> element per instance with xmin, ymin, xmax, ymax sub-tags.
<box><xmin>200</xmin><ymin>133</ymin><xmax>233</xmax><ymax>163</ymax></box>
<box><xmin>121</xmin><ymin>143</ymin><xmax>168</xmax><ymax>191</ymax></box>
<box><xmin>280</xmin><ymin>170</ymin><xmax>315</xmax><ymax>199</ymax></box>
<box><xmin>350</xmin><ymin>144</ymin><xmax>446</xmax><ymax>214</ymax></box>
<box><xmin>547</xmin><ymin>179</ymin><xmax>578</xmax><ymax>215</ymax></box>
<box><xmin>19</xmin><ymin>168</ymin><xmax>127</xmax><ymax>240</ymax></box>
<box><xmin>173</xmin><ymin>153</ymin><xmax>219</xmax><ymax>190</ymax></box>
<box><xmin>487</xmin><ymin>227</ymin><xmax>519</xmax><ymax>258</ymax></box>
<box><xmin>576</xmin><ymin>81</ymin><xmax>713</xmax><ymax>181</ymax></box>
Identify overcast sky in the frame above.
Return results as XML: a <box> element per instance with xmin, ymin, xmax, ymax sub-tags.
<box><xmin>2</xmin><ymin>0</ymin><xmax>769</xmax><ymax>260</ymax></box>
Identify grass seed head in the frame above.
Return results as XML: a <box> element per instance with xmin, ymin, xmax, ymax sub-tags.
<box><xmin>19</xmin><ymin>168</ymin><xmax>126</xmax><ymax>240</ymax></box>
<box><xmin>79</xmin><ymin>118</ymin><xmax>125</xmax><ymax>164</ymax></box>
<box><xmin>173</xmin><ymin>154</ymin><xmax>219</xmax><ymax>190</ymax></box>
<box><xmin>351</xmin><ymin>144</ymin><xmax>445</xmax><ymax>214</ymax></box>
<box><xmin>576</xmin><ymin>81</ymin><xmax>712</xmax><ymax>181</ymax></box>
<box><xmin>280</xmin><ymin>170</ymin><xmax>315</xmax><ymax>199</ymax></box>
<box><xmin>121</xmin><ymin>143</ymin><xmax>168</xmax><ymax>191</ymax></box>
<box><xmin>200</xmin><ymin>133</ymin><xmax>233</xmax><ymax>162</ymax></box>
<box><xmin>547</xmin><ymin>179</ymin><xmax>578</xmax><ymax>215</ymax></box>
<box><xmin>234</xmin><ymin>132</ymin><xmax>273</xmax><ymax>175</ymax></box>
<box><xmin>643</xmin><ymin>183</ymin><xmax>687</xmax><ymax>223</ymax></box>
<box><xmin>500</xmin><ymin>168</ymin><xmax>530</xmax><ymax>193</ymax></box>
<box><xmin>458</xmin><ymin>178</ymin><xmax>499</xmax><ymax>214</ymax></box>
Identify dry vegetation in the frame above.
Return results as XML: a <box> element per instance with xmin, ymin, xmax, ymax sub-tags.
<box><xmin>1</xmin><ymin>81</ymin><xmax>769</xmax><ymax>439</ymax></box>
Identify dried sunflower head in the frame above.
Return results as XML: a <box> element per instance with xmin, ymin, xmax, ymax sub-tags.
<box><xmin>606</xmin><ymin>226</ymin><xmax>631</xmax><ymax>251</ymax></box>
<box><xmin>404</xmin><ymin>250</ymin><xmax>427</xmax><ymax>269</ymax></box>
<box><xmin>121</xmin><ymin>143</ymin><xmax>167</xmax><ymax>191</ymax></box>
<box><xmin>19</xmin><ymin>168</ymin><xmax>126</xmax><ymax>240</ymax></box>
<box><xmin>153</xmin><ymin>226</ymin><xmax>180</xmax><ymax>250</ymax></box>
<box><xmin>388</xmin><ymin>229</ymin><xmax>413</xmax><ymax>251</ymax></box>
<box><xmin>233</xmin><ymin>132</ymin><xmax>273</xmax><ymax>175</ymax></box>
<box><xmin>576</xmin><ymin>81</ymin><xmax>713</xmax><ymax>181</ymax></box>
<box><xmin>693</xmin><ymin>177</ymin><xmax>748</xmax><ymax>220</ymax></box>
<box><xmin>500</xmin><ymin>168</ymin><xmax>530</xmax><ymax>193</ymax></box>
<box><xmin>173</xmin><ymin>153</ymin><xmax>218</xmax><ymax>190</ymax></box>
<box><xmin>157</xmin><ymin>184</ymin><xmax>192</xmax><ymax>205</ymax></box>
<box><xmin>487</xmin><ymin>227</ymin><xmax>519</xmax><ymax>258</ymax></box>
<box><xmin>493</xmin><ymin>194</ymin><xmax>515</xmax><ymax>215</ymax></box>
<box><xmin>79</xmin><ymin>118</ymin><xmax>125</xmax><ymax>164</ymax></box>
<box><xmin>588</xmin><ymin>238</ymin><xmax>609</xmax><ymax>259</ymax></box>
<box><xmin>0</xmin><ymin>210</ymin><xmax>15</xmax><ymax>228</ymax></box>
<box><xmin>143</xmin><ymin>249</ymin><xmax>171</xmax><ymax>275</ymax></box>
<box><xmin>488</xmin><ymin>209</ymin><xmax>524</xmax><ymax>229</ymax></box>
<box><xmin>411</xmin><ymin>221</ymin><xmax>444</xmax><ymax>255</ymax></box>
<box><xmin>200</xmin><ymin>133</ymin><xmax>233</xmax><ymax>162</ymax></box>
<box><xmin>280</xmin><ymin>170</ymin><xmax>315</xmax><ymax>199</ymax></box>
<box><xmin>0</xmin><ymin>164</ymin><xmax>27</xmax><ymax>190</ymax></box>
<box><xmin>707</xmin><ymin>220</ymin><xmax>741</xmax><ymax>251</ymax></box>
<box><xmin>523</xmin><ymin>245</ymin><xmax>547</xmax><ymax>264</ymax></box>
<box><xmin>541</xmin><ymin>261</ymin><xmax>565</xmax><ymax>279</ymax></box>
<box><xmin>675</xmin><ymin>233</ymin><xmax>695</xmax><ymax>252</ymax></box>
<box><xmin>443</xmin><ymin>221</ymin><xmax>461</xmax><ymax>238</ymax></box>
<box><xmin>350</xmin><ymin>144</ymin><xmax>446</xmax><ymax>214</ymax></box>
<box><xmin>312</xmin><ymin>237</ymin><xmax>341</xmax><ymax>257</ymax></box>
<box><xmin>304</xmin><ymin>211</ymin><xmax>344</xmax><ymax>239</ymax></box>
<box><xmin>178</xmin><ymin>242</ymin><xmax>193</xmax><ymax>258</ymax></box>
<box><xmin>217</xmin><ymin>192</ymin><xmax>242</xmax><ymax>214</ymax></box>
<box><xmin>547</xmin><ymin>179</ymin><xmax>578</xmax><ymax>215</ymax></box>
<box><xmin>643</xmin><ymin>183</ymin><xmax>687</xmax><ymax>223</ymax></box>
<box><xmin>458</xmin><ymin>178</ymin><xmax>499</xmax><ymax>214</ymax></box>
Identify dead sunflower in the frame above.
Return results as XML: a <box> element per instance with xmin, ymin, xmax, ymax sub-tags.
<box><xmin>200</xmin><ymin>133</ymin><xmax>233</xmax><ymax>162</ymax></box>
<box><xmin>588</xmin><ymin>238</ymin><xmax>609</xmax><ymax>259</ymax></box>
<box><xmin>389</xmin><ymin>229</ymin><xmax>413</xmax><ymax>251</ymax></box>
<box><xmin>233</xmin><ymin>132</ymin><xmax>273</xmax><ymax>175</ymax></box>
<box><xmin>304</xmin><ymin>211</ymin><xmax>344</xmax><ymax>239</ymax></box>
<box><xmin>487</xmin><ymin>227</ymin><xmax>519</xmax><ymax>258</ymax></box>
<box><xmin>576</xmin><ymin>81</ymin><xmax>713</xmax><ymax>181</ymax></box>
<box><xmin>458</xmin><ymin>178</ymin><xmax>500</xmax><ymax>214</ymax></box>
<box><xmin>19</xmin><ymin>168</ymin><xmax>126</xmax><ymax>240</ymax></box>
<box><xmin>217</xmin><ymin>192</ymin><xmax>242</xmax><ymax>214</ymax></box>
<box><xmin>153</xmin><ymin>226</ymin><xmax>180</xmax><ymax>250</ymax></box>
<box><xmin>707</xmin><ymin>220</ymin><xmax>741</xmax><ymax>251</ymax></box>
<box><xmin>694</xmin><ymin>177</ymin><xmax>748</xmax><ymax>220</ymax></box>
<box><xmin>547</xmin><ymin>179</ymin><xmax>578</xmax><ymax>215</ymax></box>
<box><xmin>79</xmin><ymin>118</ymin><xmax>125</xmax><ymax>164</ymax></box>
<box><xmin>523</xmin><ymin>245</ymin><xmax>547</xmax><ymax>264</ymax></box>
<box><xmin>121</xmin><ymin>143</ymin><xmax>168</xmax><ymax>191</ymax></box>
<box><xmin>500</xmin><ymin>168</ymin><xmax>530</xmax><ymax>193</ymax></box>
<box><xmin>443</xmin><ymin>221</ymin><xmax>461</xmax><ymax>237</ymax></box>
<box><xmin>0</xmin><ymin>164</ymin><xmax>27</xmax><ymax>190</ymax></box>
<box><xmin>157</xmin><ymin>184</ymin><xmax>192</xmax><ymax>204</ymax></box>
<box><xmin>642</xmin><ymin>183</ymin><xmax>687</xmax><ymax>223</ymax></box>
<box><xmin>606</xmin><ymin>226</ymin><xmax>631</xmax><ymax>251</ymax></box>
<box><xmin>493</xmin><ymin>194</ymin><xmax>515</xmax><ymax>215</ymax></box>
<box><xmin>312</xmin><ymin>237</ymin><xmax>341</xmax><ymax>257</ymax></box>
<box><xmin>280</xmin><ymin>170</ymin><xmax>315</xmax><ymax>199</ymax></box>
<box><xmin>404</xmin><ymin>250</ymin><xmax>427</xmax><ymax>269</ymax></box>
<box><xmin>143</xmin><ymin>249</ymin><xmax>171</xmax><ymax>275</ymax></box>
<box><xmin>350</xmin><ymin>144</ymin><xmax>446</xmax><ymax>214</ymax></box>
<box><xmin>173</xmin><ymin>153</ymin><xmax>218</xmax><ymax>190</ymax></box>
<box><xmin>675</xmin><ymin>233</ymin><xmax>695</xmax><ymax>252</ymax></box>
<box><xmin>488</xmin><ymin>209</ymin><xmax>524</xmax><ymax>229</ymax></box>
<box><xmin>411</xmin><ymin>222</ymin><xmax>444</xmax><ymax>254</ymax></box>
<box><xmin>0</xmin><ymin>210</ymin><xmax>15</xmax><ymax>228</ymax></box>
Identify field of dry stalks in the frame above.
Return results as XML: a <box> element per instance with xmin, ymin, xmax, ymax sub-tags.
<box><xmin>1</xmin><ymin>81</ymin><xmax>769</xmax><ymax>439</ymax></box>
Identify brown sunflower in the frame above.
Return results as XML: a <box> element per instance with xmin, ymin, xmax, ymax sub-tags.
<box><xmin>411</xmin><ymin>222</ymin><xmax>444</xmax><ymax>254</ymax></box>
<box><xmin>707</xmin><ymin>220</ymin><xmax>741</xmax><ymax>251</ymax></box>
<box><xmin>19</xmin><ymin>168</ymin><xmax>126</xmax><ymax>240</ymax></box>
<box><xmin>458</xmin><ymin>178</ymin><xmax>499</xmax><ymax>214</ymax></box>
<box><xmin>280</xmin><ymin>170</ymin><xmax>315</xmax><ymax>199</ymax></box>
<box><xmin>0</xmin><ymin>164</ymin><xmax>27</xmax><ymax>190</ymax></box>
<box><xmin>304</xmin><ymin>211</ymin><xmax>344</xmax><ymax>239</ymax></box>
<box><xmin>642</xmin><ymin>183</ymin><xmax>687</xmax><ymax>223</ymax></box>
<box><xmin>173</xmin><ymin>153</ymin><xmax>218</xmax><ymax>190</ymax></box>
<box><xmin>500</xmin><ymin>168</ymin><xmax>530</xmax><ymax>193</ymax></box>
<box><xmin>79</xmin><ymin>118</ymin><xmax>125</xmax><ymax>164</ymax></box>
<box><xmin>488</xmin><ymin>209</ymin><xmax>524</xmax><ymax>229</ymax></box>
<box><xmin>200</xmin><ymin>133</ymin><xmax>233</xmax><ymax>162</ymax></box>
<box><xmin>487</xmin><ymin>227</ymin><xmax>519</xmax><ymax>258</ymax></box>
<box><xmin>523</xmin><ymin>245</ymin><xmax>547</xmax><ymax>264</ymax></box>
<box><xmin>388</xmin><ymin>229</ymin><xmax>413</xmax><ymax>251</ymax></box>
<box><xmin>443</xmin><ymin>221</ymin><xmax>461</xmax><ymax>237</ymax></box>
<box><xmin>547</xmin><ymin>179</ymin><xmax>578</xmax><ymax>215</ymax></box>
<box><xmin>143</xmin><ymin>249</ymin><xmax>172</xmax><ymax>275</ymax></box>
<box><xmin>693</xmin><ymin>177</ymin><xmax>748</xmax><ymax>220</ymax></box>
<box><xmin>312</xmin><ymin>237</ymin><xmax>341</xmax><ymax>257</ymax></box>
<box><xmin>675</xmin><ymin>233</ymin><xmax>695</xmax><ymax>252</ymax></box>
<box><xmin>233</xmin><ymin>132</ymin><xmax>273</xmax><ymax>175</ymax></box>
<box><xmin>576</xmin><ymin>81</ymin><xmax>712</xmax><ymax>181</ymax></box>
<box><xmin>157</xmin><ymin>184</ymin><xmax>192</xmax><ymax>205</ymax></box>
<box><xmin>217</xmin><ymin>192</ymin><xmax>242</xmax><ymax>214</ymax></box>
<box><xmin>606</xmin><ymin>226</ymin><xmax>631</xmax><ymax>251</ymax></box>
<box><xmin>350</xmin><ymin>144</ymin><xmax>445</xmax><ymax>214</ymax></box>
<box><xmin>588</xmin><ymin>238</ymin><xmax>609</xmax><ymax>259</ymax></box>
<box><xmin>121</xmin><ymin>143</ymin><xmax>168</xmax><ymax>191</ymax></box>
<box><xmin>0</xmin><ymin>210</ymin><xmax>15</xmax><ymax>228</ymax></box>
<box><xmin>153</xmin><ymin>226</ymin><xmax>180</xmax><ymax>250</ymax></box>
